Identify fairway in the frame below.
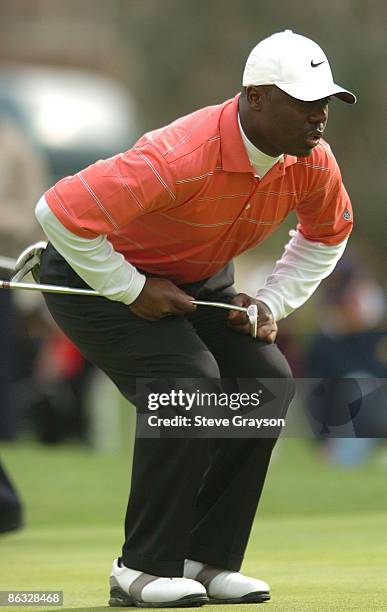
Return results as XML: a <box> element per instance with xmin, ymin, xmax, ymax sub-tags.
<box><xmin>1</xmin><ymin>438</ymin><xmax>387</xmax><ymax>611</ymax></box>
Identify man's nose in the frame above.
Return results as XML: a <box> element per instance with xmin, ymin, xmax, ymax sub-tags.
<box><xmin>309</xmin><ymin>103</ymin><xmax>328</xmax><ymax>124</ymax></box>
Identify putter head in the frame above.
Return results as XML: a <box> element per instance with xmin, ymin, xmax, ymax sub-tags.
<box><xmin>12</xmin><ymin>241</ymin><xmax>48</xmax><ymax>283</ymax></box>
<box><xmin>247</xmin><ymin>304</ymin><xmax>258</xmax><ymax>338</ymax></box>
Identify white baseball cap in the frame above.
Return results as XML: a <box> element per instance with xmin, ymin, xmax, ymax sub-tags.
<box><xmin>243</xmin><ymin>30</ymin><xmax>356</xmax><ymax>104</ymax></box>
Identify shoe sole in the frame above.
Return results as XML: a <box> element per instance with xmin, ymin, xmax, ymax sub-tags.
<box><xmin>208</xmin><ymin>591</ymin><xmax>271</xmax><ymax>604</ymax></box>
<box><xmin>109</xmin><ymin>586</ymin><xmax>208</xmax><ymax>608</ymax></box>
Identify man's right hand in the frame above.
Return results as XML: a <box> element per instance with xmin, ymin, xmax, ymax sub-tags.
<box><xmin>129</xmin><ymin>278</ymin><xmax>197</xmax><ymax>321</ymax></box>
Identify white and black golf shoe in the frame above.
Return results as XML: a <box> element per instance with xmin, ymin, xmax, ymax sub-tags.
<box><xmin>184</xmin><ymin>559</ymin><xmax>270</xmax><ymax>604</ymax></box>
<box><xmin>109</xmin><ymin>558</ymin><xmax>208</xmax><ymax>608</ymax></box>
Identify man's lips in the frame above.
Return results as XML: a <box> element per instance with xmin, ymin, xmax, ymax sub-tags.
<box><xmin>304</xmin><ymin>129</ymin><xmax>324</xmax><ymax>147</ymax></box>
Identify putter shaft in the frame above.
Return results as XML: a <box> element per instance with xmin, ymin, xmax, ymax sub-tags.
<box><xmin>0</xmin><ymin>280</ymin><xmax>99</xmax><ymax>296</ymax></box>
<box><xmin>0</xmin><ymin>281</ymin><xmax>249</xmax><ymax>311</ymax></box>
<box><xmin>0</xmin><ymin>279</ymin><xmax>258</xmax><ymax>338</ymax></box>
<box><xmin>191</xmin><ymin>300</ymin><xmax>247</xmax><ymax>314</ymax></box>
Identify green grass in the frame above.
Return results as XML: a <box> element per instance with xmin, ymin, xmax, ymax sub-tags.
<box><xmin>1</xmin><ymin>437</ymin><xmax>387</xmax><ymax>611</ymax></box>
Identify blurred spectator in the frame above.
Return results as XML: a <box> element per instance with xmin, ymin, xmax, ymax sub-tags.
<box><xmin>0</xmin><ymin>115</ymin><xmax>48</xmax><ymax>257</ymax></box>
<box><xmin>305</xmin><ymin>255</ymin><xmax>387</xmax><ymax>465</ymax></box>
<box><xmin>0</xmin><ymin>115</ymin><xmax>49</xmax><ymax>533</ymax></box>
<box><xmin>2</xmin><ymin>295</ymin><xmax>93</xmax><ymax>444</ymax></box>
<box><xmin>0</xmin><ymin>115</ymin><xmax>48</xmax><ymax>440</ymax></box>
<box><xmin>27</xmin><ymin>327</ymin><xmax>93</xmax><ymax>444</ymax></box>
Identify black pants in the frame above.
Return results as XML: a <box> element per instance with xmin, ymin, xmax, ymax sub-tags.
<box><xmin>40</xmin><ymin>244</ymin><xmax>294</xmax><ymax>576</ymax></box>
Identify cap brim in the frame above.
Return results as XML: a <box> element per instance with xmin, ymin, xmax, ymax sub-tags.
<box><xmin>276</xmin><ymin>82</ymin><xmax>357</xmax><ymax>104</ymax></box>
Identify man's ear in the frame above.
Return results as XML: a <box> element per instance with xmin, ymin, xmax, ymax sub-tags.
<box><xmin>246</xmin><ymin>86</ymin><xmax>265</xmax><ymax>111</ymax></box>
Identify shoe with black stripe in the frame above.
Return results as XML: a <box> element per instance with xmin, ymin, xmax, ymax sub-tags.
<box><xmin>109</xmin><ymin>558</ymin><xmax>208</xmax><ymax>608</ymax></box>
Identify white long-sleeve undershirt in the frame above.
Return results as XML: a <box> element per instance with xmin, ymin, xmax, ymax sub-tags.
<box><xmin>35</xmin><ymin>196</ymin><xmax>346</xmax><ymax>320</ymax></box>
<box><xmin>255</xmin><ymin>229</ymin><xmax>347</xmax><ymax>320</ymax></box>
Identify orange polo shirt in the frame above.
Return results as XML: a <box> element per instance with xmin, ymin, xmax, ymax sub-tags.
<box><xmin>44</xmin><ymin>94</ymin><xmax>353</xmax><ymax>284</ymax></box>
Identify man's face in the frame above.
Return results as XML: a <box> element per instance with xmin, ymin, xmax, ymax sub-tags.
<box><xmin>245</xmin><ymin>86</ymin><xmax>330</xmax><ymax>157</ymax></box>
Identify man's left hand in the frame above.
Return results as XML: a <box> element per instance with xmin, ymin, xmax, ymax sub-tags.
<box><xmin>228</xmin><ymin>294</ymin><xmax>278</xmax><ymax>343</ymax></box>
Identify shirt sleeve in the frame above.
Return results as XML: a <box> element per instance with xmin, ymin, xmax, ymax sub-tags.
<box><xmin>35</xmin><ymin>196</ymin><xmax>146</xmax><ymax>305</ymax></box>
<box><xmin>255</xmin><ymin>229</ymin><xmax>348</xmax><ymax>321</ymax></box>
<box><xmin>295</xmin><ymin>145</ymin><xmax>353</xmax><ymax>245</ymax></box>
<box><xmin>44</xmin><ymin>141</ymin><xmax>176</xmax><ymax>238</ymax></box>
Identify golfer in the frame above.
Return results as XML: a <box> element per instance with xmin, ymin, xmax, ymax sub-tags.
<box><xmin>35</xmin><ymin>30</ymin><xmax>356</xmax><ymax>607</ymax></box>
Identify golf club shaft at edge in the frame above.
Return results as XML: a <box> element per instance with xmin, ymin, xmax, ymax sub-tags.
<box><xmin>0</xmin><ymin>278</ymin><xmax>258</xmax><ymax>338</ymax></box>
<box><xmin>0</xmin><ymin>279</ymin><xmax>250</xmax><ymax>314</ymax></box>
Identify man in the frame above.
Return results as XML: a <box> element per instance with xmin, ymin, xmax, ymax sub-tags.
<box><xmin>35</xmin><ymin>30</ymin><xmax>355</xmax><ymax>607</ymax></box>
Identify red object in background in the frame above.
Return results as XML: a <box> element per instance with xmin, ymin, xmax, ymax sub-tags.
<box><xmin>46</xmin><ymin>331</ymin><xmax>84</xmax><ymax>379</ymax></box>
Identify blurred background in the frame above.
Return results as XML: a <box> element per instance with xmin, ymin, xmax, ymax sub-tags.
<box><xmin>0</xmin><ymin>2</ymin><xmax>386</xmax><ymax>607</ymax></box>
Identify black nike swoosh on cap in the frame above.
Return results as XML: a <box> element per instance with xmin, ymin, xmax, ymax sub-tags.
<box><xmin>311</xmin><ymin>60</ymin><xmax>325</xmax><ymax>68</ymax></box>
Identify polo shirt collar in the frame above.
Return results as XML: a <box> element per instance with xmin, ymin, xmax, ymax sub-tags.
<box><xmin>219</xmin><ymin>93</ymin><xmax>297</xmax><ymax>174</ymax></box>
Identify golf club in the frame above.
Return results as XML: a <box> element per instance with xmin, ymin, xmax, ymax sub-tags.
<box><xmin>0</xmin><ymin>242</ymin><xmax>259</xmax><ymax>338</ymax></box>
<box><xmin>0</xmin><ymin>279</ymin><xmax>258</xmax><ymax>338</ymax></box>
